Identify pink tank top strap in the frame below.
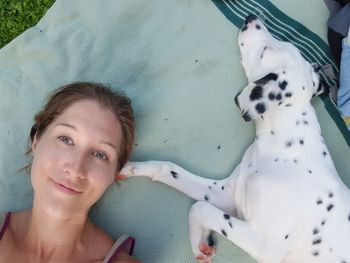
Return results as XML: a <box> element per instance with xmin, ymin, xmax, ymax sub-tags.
<box><xmin>0</xmin><ymin>212</ymin><xmax>11</xmax><ymax>241</ymax></box>
<box><xmin>103</xmin><ymin>234</ymin><xmax>135</xmax><ymax>263</ymax></box>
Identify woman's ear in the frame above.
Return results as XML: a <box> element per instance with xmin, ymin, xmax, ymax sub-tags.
<box><xmin>31</xmin><ymin>134</ymin><xmax>39</xmax><ymax>154</ymax></box>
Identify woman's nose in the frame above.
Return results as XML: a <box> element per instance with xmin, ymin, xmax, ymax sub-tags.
<box><xmin>63</xmin><ymin>152</ymin><xmax>87</xmax><ymax>179</ymax></box>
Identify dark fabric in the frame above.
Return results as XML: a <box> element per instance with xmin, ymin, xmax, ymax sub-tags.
<box><xmin>328</xmin><ymin>27</ymin><xmax>345</xmax><ymax>68</ymax></box>
<box><xmin>328</xmin><ymin>4</ymin><xmax>350</xmax><ymax>36</ymax></box>
<box><xmin>325</xmin><ymin>0</ymin><xmax>350</xmax><ymax>68</ymax></box>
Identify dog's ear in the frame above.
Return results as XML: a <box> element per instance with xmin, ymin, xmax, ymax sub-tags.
<box><xmin>253</xmin><ymin>72</ymin><xmax>279</xmax><ymax>86</ymax></box>
<box><xmin>235</xmin><ymin>71</ymin><xmax>283</xmax><ymax>122</ymax></box>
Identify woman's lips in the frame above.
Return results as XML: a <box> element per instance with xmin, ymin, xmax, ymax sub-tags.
<box><xmin>50</xmin><ymin>178</ymin><xmax>82</xmax><ymax>195</ymax></box>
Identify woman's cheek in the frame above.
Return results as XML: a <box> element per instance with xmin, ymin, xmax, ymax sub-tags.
<box><xmin>90</xmin><ymin>163</ymin><xmax>115</xmax><ymax>186</ymax></box>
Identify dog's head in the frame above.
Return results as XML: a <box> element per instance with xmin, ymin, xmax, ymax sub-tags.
<box><xmin>235</xmin><ymin>15</ymin><xmax>327</xmax><ymax>122</ymax></box>
<box><xmin>234</xmin><ymin>67</ymin><xmax>326</xmax><ymax>122</ymax></box>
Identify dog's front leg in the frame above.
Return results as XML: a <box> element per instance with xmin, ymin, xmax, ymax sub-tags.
<box><xmin>189</xmin><ymin>201</ymin><xmax>267</xmax><ymax>263</ymax></box>
<box><xmin>120</xmin><ymin>161</ymin><xmax>230</xmax><ymax>209</ymax></box>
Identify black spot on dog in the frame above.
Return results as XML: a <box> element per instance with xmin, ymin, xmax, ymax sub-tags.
<box><xmin>323</xmin><ymin>151</ymin><xmax>327</xmax><ymax>157</ymax></box>
<box><xmin>250</xmin><ymin>85</ymin><xmax>263</xmax><ymax>101</ymax></box>
<box><xmin>286</xmin><ymin>140</ymin><xmax>294</xmax><ymax>148</ymax></box>
<box><xmin>302</xmin><ymin>86</ymin><xmax>306</xmax><ymax>90</ymax></box>
<box><xmin>299</xmin><ymin>139</ymin><xmax>304</xmax><ymax>145</ymax></box>
<box><xmin>204</xmin><ymin>195</ymin><xmax>209</xmax><ymax>201</ymax></box>
<box><xmin>328</xmin><ymin>192</ymin><xmax>334</xmax><ymax>198</ymax></box>
<box><xmin>285</xmin><ymin>234</ymin><xmax>289</xmax><ymax>239</ymax></box>
<box><xmin>303</xmin><ymin>120</ymin><xmax>309</xmax><ymax>125</ymax></box>
<box><xmin>327</xmin><ymin>204</ymin><xmax>334</xmax><ymax>212</ymax></box>
<box><xmin>224</xmin><ymin>214</ymin><xmax>230</xmax><ymax>220</ymax></box>
<box><xmin>256</xmin><ymin>24</ymin><xmax>261</xmax><ymax>30</ymax></box>
<box><xmin>207</xmin><ymin>234</ymin><xmax>214</xmax><ymax>247</ymax></box>
<box><xmin>261</xmin><ymin>46</ymin><xmax>267</xmax><ymax>59</ymax></box>
<box><xmin>228</xmin><ymin>222</ymin><xmax>233</xmax><ymax>228</ymax></box>
<box><xmin>208</xmin><ymin>186</ymin><xmax>212</xmax><ymax>190</ymax></box>
<box><xmin>313</xmin><ymin>228</ymin><xmax>319</xmax><ymax>235</ymax></box>
<box><xmin>279</xmin><ymin>81</ymin><xmax>288</xmax><ymax>90</ymax></box>
<box><xmin>296</xmin><ymin>121</ymin><xmax>300</xmax><ymax>125</ymax></box>
<box><xmin>242</xmin><ymin>111</ymin><xmax>252</xmax><ymax>121</ymax></box>
<box><xmin>240</xmin><ymin>43</ymin><xmax>244</xmax><ymax>46</ymax></box>
<box><xmin>348</xmin><ymin>213</ymin><xmax>350</xmax><ymax>221</ymax></box>
<box><xmin>271</xmin><ymin>130</ymin><xmax>275</xmax><ymax>135</ymax></box>
<box><xmin>276</xmin><ymin>93</ymin><xmax>282</xmax><ymax>100</ymax></box>
<box><xmin>171</xmin><ymin>171</ymin><xmax>178</xmax><ymax>179</ymax></box>
<box><xmin>302</xmin><ymin>111</ymin><xmax>307</xmax><ymax>116</ymax></box>
<box><xmin>312</xmin><ymin>238</ymin><xmax>322</xmax><ymax>245</ymax></box>
<box><xmin>321</xmin><ymin>220</ymin><xmax>326</xmax><ymax>225</ymax></box>
<box><xmin>308</xmin><ymin>169</ymin><xmax>313</xmax><ymax>174</ymax></box>
<box><xmin>241</xmin><ymin>25</ymin><xmax>248</xmax><ymax>32</ymax></box>
<box><xmin>221</xmin><ymin>229</ymin><xmax>227</xmax><ymax>237</ymax></box>
<box><xmin>317</xmin><ymin>199</ymin><xmax>323</xmax><ymax>205</ymax></box>
<box><xmin>255</xmin><ymin>103</ymin><xmax>266</xmax><ymax>114</ymax></box>
<box><xmin>285</xmin><ymin>104</ymin><xmax>292</xmax><ymax>107</ymax></box>
<box><xmin>268</xmin><ymin>92</ymin><xmax>275</xmax><ymax>100</ymax></box>
<box><xmin>312</xmin><ymin>251</ymin><xmax>319</xmax><ymax>256</ymax></box>
<box><xmin>275</xmin><ymin>158</ymin><xmax>278</xmax><ymax>162</ymax></box>
<box><xmin>285</xmin><ymin>92</ymin><xmax>292</xmax><ymax>97</ymax></box>
<box><xmin>222</xmin><ymin>186</ymin><xmax>224</xmax><ymax>190</ymax></box>
<box><xmin>254</xmin><ymin>73</ymin><xmax>278</xmax><ymax>86</ymax></box>
<box><xmin>214</xmin><ymin>182</ymin><xmax>217</xmax><ymax>185</ymax></box>
<box><xmin>293</xmin><ymin>159</ymin><xmax>298</xmax><ymax>163</ymax></box>
<box><xmin>313</xmin><ymin>81</ymin><xmax>315</xmax><ymax>87</ymax></box>
<box><xmin>283</xmin><ymin>71</ymin><xmax>286</xmax><ymax>74</ymax></box>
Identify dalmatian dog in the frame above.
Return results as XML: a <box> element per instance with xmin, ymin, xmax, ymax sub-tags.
<box><xmin>120</xmin><ymin>15</ymin><xmax>350</xmax><ymax>263</ymax></box>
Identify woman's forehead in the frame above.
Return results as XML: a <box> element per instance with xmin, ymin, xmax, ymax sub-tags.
<box><xmin>53</xmin><ymin>100</ymin><xmax>122</xmax><ymax>144</ymax></box>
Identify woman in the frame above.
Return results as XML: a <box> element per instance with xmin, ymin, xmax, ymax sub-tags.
<box><xmin>0</xmin><ymin>82</ymin><xmax>140</xmax><ymax>262</ymax></box>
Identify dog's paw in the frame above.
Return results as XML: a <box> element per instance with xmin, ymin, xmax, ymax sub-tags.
<box><xmin>116</xmin><ymin>163</ymin><xmax>137</xmax><ymax>181</ymax></box>
<box><xmin>195</xmin><ymin>243</ymin><xmax>216</xmax><ymax>263</ymax></box>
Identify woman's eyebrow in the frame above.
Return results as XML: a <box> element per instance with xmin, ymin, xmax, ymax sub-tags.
<box><xmin>55</xmin><ymin>123</ymin><xmax>76</xmax><ymax>130</ymax></box>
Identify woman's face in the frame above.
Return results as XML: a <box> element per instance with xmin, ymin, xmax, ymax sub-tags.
<box><xmin>31</xmin><ymin>100</ymin><xmax>122</xmax><ymax>217</ymax></box>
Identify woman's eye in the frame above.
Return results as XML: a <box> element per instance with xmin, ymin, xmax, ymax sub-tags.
<box><xmin>94</xmin><ymin>151</ymin><xmax>108</xmax><ymax>161</ymax></box>
<box><xmin>58</xmin><ymin>135</ymin><xmax>73</xmax><ymax>145</ymax></box>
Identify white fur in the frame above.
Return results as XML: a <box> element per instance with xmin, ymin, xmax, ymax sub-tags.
<box><xmin>122</xmin><ymin>17</ymin><xmax>350</xmax><ymax>263</ymax></box>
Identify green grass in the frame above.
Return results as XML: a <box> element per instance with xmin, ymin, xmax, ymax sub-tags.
<box><xmin>0</xmin><ymin>0</ymin><xmax>55</xmax><ymax>48</ymax></box>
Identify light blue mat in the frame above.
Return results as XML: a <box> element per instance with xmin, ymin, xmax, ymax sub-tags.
<box><xmin>0</xmin><ymin>0</ymin><xmax>349</xmax><ymax>262</ymax></box>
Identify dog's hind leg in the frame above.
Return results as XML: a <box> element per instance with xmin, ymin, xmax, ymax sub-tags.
<box><xmin>120</xmin><ymin>161</ymin><xmax>232</xmax><ymax>211</ymax></box>
<box><xmin>189</xmin><ymin>201</ymin><xmax>280</xmax><ymax>263</ymax></box>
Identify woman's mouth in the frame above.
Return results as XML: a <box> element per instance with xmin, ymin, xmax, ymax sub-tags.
<box><xmin>50</xmin><ymin>178</ymin><xmax>82</xmax><ymax>195</ymax></box>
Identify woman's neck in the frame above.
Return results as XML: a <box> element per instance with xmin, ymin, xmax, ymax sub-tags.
<box><xmin>14</xmin><ymin>207</ymin><xmax>91</xmax><ymax>261</ymax></box>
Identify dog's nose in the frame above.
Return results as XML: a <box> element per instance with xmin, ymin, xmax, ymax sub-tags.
<box><xmin>234</xmin><ymin>92</ymin><xmax>241</xmax><ymax>108</ymax></box>
<box><xmin>245</xmin><ymin>14</ymin><xmax>258</xmax><ymax>25</ymax></box>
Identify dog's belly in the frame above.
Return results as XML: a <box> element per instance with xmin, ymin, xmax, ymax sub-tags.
<box><xmin>236</xmin><ymin>160</ymin><xmax>350</xmax><ymax>261</ymax></box>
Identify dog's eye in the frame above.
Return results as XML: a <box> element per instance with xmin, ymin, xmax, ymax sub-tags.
<box><xmin>256</xmin><ymin>25</ymin><xmax>261</xmax><ymax>30</ymax></box>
